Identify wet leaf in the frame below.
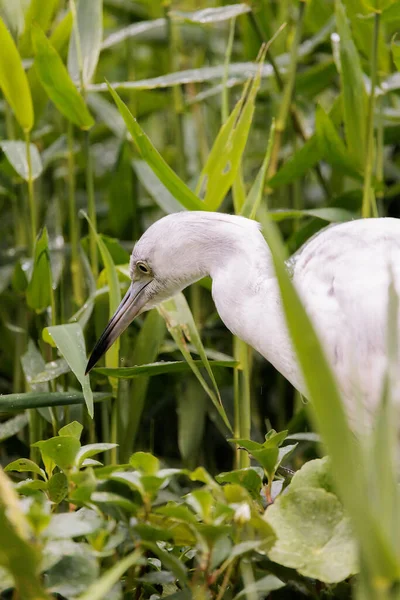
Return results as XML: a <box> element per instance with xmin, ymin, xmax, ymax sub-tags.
<box><xmin>5</xmin><ymin>458</ymin><xmax>46</xmax><ymax>480</ymax></box>
<box><xmin>95</xmin><ymin>359</ymin><xmax>236</xmax><ymax>378</ymax></box>
<box><xmin>47</xmin><ymin>472</ymin><xmax>68</xmax><ymax>504</ymax></box>
<box><xmin>33</xmin><ymin>436</ymin><xmax>81</xmax><ymax>471</ymax></box>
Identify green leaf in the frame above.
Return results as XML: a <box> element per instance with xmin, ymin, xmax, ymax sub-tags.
<box><xmin>233</xmin><ymin>575</ymin><xmax>284</xmax><ymax>599</ymax></box>
<box><xmin>216</xmin><ymin>468</ymin><xmax>264</xmax><ymax>499</ymax></box>
<box><xmin>107</xmin><ymin>84</ymin><xmax>205</xmax><ymax>211</ymax></box>
<box><xmin>290</xmin><ymin>457</ymin><xmax>335</xmax><ymax>494</ymax></box>
<box><xmin>44</xmin><ymin>324</ymin><xmax>94</xmax><ymax>417</ymax></box>
<box><xmin>0</xmin><ymin>391</ymin><xmax>111</xmax><ymax>411</ymax></box>
<box><xmin>265</xmin><ymin>487</ymin><xmax>357</xmax><ymax>583</ymax></box>
<box><xmin>94</xmin><ymin>359</ymin><xmax>237</xmax><ymax>378</ymax></box>
<box><xmin>76</xmin><ymin>443</ymin><xmax>118</xmax><ymax>467</ymax></box>
<box><xmin>158</xmin><ymin>293</ymin><xmax>232</xmax><ymax>432</ymax></box>
<box><xmin>32</xmin><ymin>25</ymin><xmax>95</xmax><ymax>130</ymax></box>
<box><xmin>75</xmin><ymin>550</ymin><xmax>141</xmax><ymax>600</ymax></box>
<box><xmin>197</xmin><ymin>55</ymin><xmax>264</xmax><ymax>211</ymax></box>
<box><xmin>171</xmin><ymin>4</ymin><xmax>251</xmax><ymax>23</ymax></box>
<box><xmin>241</xmin><ymin>123</ymin><xmax>274</xmax><ymax>219</ymax></box>
<box><xmin>391</xmin><ymin>35</ymin><xmax>400</xmax><ymax>72</ymax></box>
<box><xmin>44</xmin><ymin>542</ymin><xmax>99</xmax><ymax>597</ymax></box>
<box><xmin>5</xmin><ymin>458</ymin><xmax>46</xmax><ymax>480</ymax></box>
<box><xmin>18</xmin><ymin>0</ymin><xmax>59</xmax><ymax>56</ymax></box>
<box><xmin>141</xmin><ymin>541</ymin><xmax>188</xmax><ymax>585</ymax></box>
<box><xmin>47</xmin><ymin>472</ymin><xmax>68</xmax><ymax>504</ymax></box>
<box><xmin>44</xmin><ymin>508</ymin><xmax>103</xmax><ymax>539</ymax></box>
<box><xmin>133</xmin><ymin>159</ymin><xmax>184</xmax><ymax>214</ymax></box>
<box><xmin>0</xmin><ymin>470</ymin><xmax>48</xmax><ymax>599</ymax></box>
<box><xmin>0</xmin><ymin>140</ymin><xmax>42</xmax><ymax>181</ymax></box>
<box><xmin>268</xmin><ymin>135</ymin><xmax>322</xmax><ymax>188</ymax></box>
<box><xmin>130</xmin><ymin>452</ymin><xmax>160</xmax><ymax>475</ymax></box>
<box><xmin>0</xmin><ymin>16</ymin><xmax>33</xmax><ymax>131</ymax></box>
<box><xmin>58</xmin><ymin>421</ymin><xmax>83</xmax><ymax>440</ymax></box>
<box><xmin>33</xmin><ymin>436</ymin><xmax>81</xmax><ymax>471</ymax></box>
<box><xmin>26</xmin><ymin>227</ymin><xmax>52</xmax><ymax>312</ymax></box>
<box><xmin>68</xmin><ymin>0</ymin><xmax>103</xmax><ymax>86</ymax></box>
<box><xmin>315</xmin><ymin>105</ymin><xmax>362</xmax><ymax>179</ymax></box>
<box><xmin>335</xmin><ymin>0</ymin><xmax>367</xmax><ymax>169</ymax></box>
<box><xmin>0</xmin><ymin>413</ymin><xmax>29</xmax><ymax>442</ymax></box>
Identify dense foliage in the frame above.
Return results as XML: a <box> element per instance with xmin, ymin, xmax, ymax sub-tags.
<box><xmin>1</xmin><ymin>0</ymin><xmax>400</xmax><ymax>598</ymax></box>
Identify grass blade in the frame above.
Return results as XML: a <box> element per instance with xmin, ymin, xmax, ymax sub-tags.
<box><xmin>107</xmin><ymin>84</ymin><xmax>205</xmax><ymax>211</ymax></box>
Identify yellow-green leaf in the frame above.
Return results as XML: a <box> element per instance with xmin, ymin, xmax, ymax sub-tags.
<box><xmin>0</xmin><ymin>16</ymin><xmax>33</xmax><ymax>132</ymax></box>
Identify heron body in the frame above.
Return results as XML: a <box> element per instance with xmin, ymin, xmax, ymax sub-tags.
<box><xmin>87</xmin><ymin>212</ymin><xmax>400</xmax><ymax>428</ymax></box>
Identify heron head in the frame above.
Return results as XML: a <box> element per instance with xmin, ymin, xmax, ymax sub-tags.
<box><xmin>85</xmin><ymin>212</ymin><xmax>213</xmax><ymax>373</ymax></box>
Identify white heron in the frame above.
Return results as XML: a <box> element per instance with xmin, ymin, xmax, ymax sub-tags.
<box><xmin>86</xmin><ymin>211</ymin><xmax>400</xmax><ymax>427</ymax></box>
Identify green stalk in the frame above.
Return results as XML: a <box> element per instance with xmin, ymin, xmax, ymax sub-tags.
<box><xmin>84</xmin><ymin>130</ymin><xmax>98</xmax><ymax>278</ymax></box>
<box><xmin>67</xmin><ymin>122</ymin><xmax>84</xmax><ymax>305</ymax></box>
<box><xmin>267</xmin><ymin>1</ymin><xmax>306</xmax><ymax>178</ymax></box>
<box><xmin>362</xmin><ymin>12</ymin><xmax>380</xmax><ymax>219</ymax></box>
<box><xmin>233</xmin><ymin>337</ymin><xmax>251</xmax><ymax>469</ymax></box>
<box><xmin>25</xmin><ymin>131</ymin><xmax>36</xmax><ymax>252</ymax></box>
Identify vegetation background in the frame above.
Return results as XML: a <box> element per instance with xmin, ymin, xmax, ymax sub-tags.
<box><xmin>1</xmin><ymin>0</ymin><xmax>400</xmax><ymax>598</ymax></box>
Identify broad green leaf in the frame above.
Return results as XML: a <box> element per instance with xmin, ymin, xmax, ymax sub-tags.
<box><xmin>44</xmin><ymin>324</ymin><xmax>94</xmax><ymax>417</ymax></box>
<box><xmin>76</xmin><ymin>550</ymin><xmax>142</xmax><ymax>600</ymax></box>
<box><xmin>26</xmin><ymin>228</ymin><xmax>52</xmax><ymax>313</ymax></box>
<box><xmin>0</xmin><ymin>140</ymin><xmax>42</xmax><ymax>181</ymax></box>
<box><xmin>45</xmin><ymin>508</ymin><xmax>103</xmax><ymax>539</ymax></box>
<box><xmin>196</xmin><ymin>54</ymin><xmax>264</xmax><ymax>211</ymax></box>
<box><xmin>383</xmin><ymin>2</ymin><xmax>400</xmax><ymax>21</ymax></box>
<box><xmin>59</xmin><ymin>421</ymin><xmax>83</xmax><ymax>439</ymax></box>
<box><xmin>107</xmin><ymin>84</ymin><xmax>205</xmax><ymax>211</ymax></box>
<box><xmin>158</xmin><ymin>293</ymin><xmax>232</xmax><ymax>432</ymax></box>
<box><xmin>216</xmin><ymin>468</ymin><xmax>263</xmax><ymax>499</ymax></box>
<box><xmin>47</xmin><ymin>472</ymin><xmax>68</xmax><ymax>504</ymax></box>
<box><xmin>268</xmin><ymin>135</ymin><xmax>322</xmax><ymax>188</ymax></box>
<box><xmin>0</xmin><ymin>391</ymin><xmax>110</xmax><ymax>411</ymax></box>
<box><xmin>76</xmin><ymin>443</ymin><xmax>118</xmax><ymax>467</ymax></box>
<box><xmin>68</xmin><ymin>0</ymin><xmax>103</xmax><ymax>86</ymax></box>
<box><xmin>44</xmin><ymin>543</ymin><xmax>99</xmax><ymax>597</ymax></box>
<box><xmin>33</xmin><ymin>436</ymin><xmax>81</xmax><ymax>471</ymax></box>
<box><xmin>0</xmin><ymin>16</ymin><xmax>33</xmax><ymax>131</ymax></box>
<box><xmin>171</xmin><ymin>4</ymin><xmax>251</xmax><ymax>23</ymax></box>
<box><xmin>335</xmin><ymin>0</ymin><xmax>367</xmax><ymax>169</ymax></box>
<box><xmin>265</xmin><ymin>487</ymin><xmax>357</xmax><ymax>582</ymax></box>
<box><xmin>290</xmin><ymin>457</ymin><xmax>335</xmax><ymax>494</ymax></box>
<box><xmin>18</xmin><ymin>0</ymin><xmax>59</xmax><ymax>56</ymax></box>
<box><xmin>0</xmin><ymin>413</ymin><xmax>28</xmax><ymax>442</ymax></box>
<box><xmin>5</xmin><ymin>458</ymin><xmax>46</xmax><ymax>480</ymax></box>
<box><xmin>31</xmin><ymin>358</ymin><xmax>70</xmax><ymax>385</ymax></box>
<box><xmin>0</xmin><ymin>469</ymin><xmax>48</xmax><ymax>599</ymax></box>
<box><xmin>32</xmin><ymin>25</ymin><xmax>95</xmax><ymax>130</ymax></box>
<box><xmin>130</xmin><ymin>452</ymin><xmax>159</xmax><ymax>475</ymax></box>
<box><xmin>94</xmin><ymin>359</ymin><xmax>236</xmax><ymax>378</ymax></box>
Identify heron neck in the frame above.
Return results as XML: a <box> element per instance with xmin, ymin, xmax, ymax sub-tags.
<box><xmin>209</xmin><ymin>236</ymin><xmax>304</xmax><ymax>394</ymax></box>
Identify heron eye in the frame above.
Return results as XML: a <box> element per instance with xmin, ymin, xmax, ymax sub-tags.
<box><xmin>137</xmin><ymin>261</ymin><xmax>151</xmax><ymax>275</ymax></box>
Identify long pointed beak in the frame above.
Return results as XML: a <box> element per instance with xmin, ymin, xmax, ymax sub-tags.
<box><xmin>85</xmin><ymin>280</ymin><xmax>150</xmax><ymax>374</ymax></box>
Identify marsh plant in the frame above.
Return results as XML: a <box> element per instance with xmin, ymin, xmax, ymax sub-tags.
<box><xmin>0</xmin><ymin>0</ymin><xmax>400</xmax><ymax>598</ymax></box>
